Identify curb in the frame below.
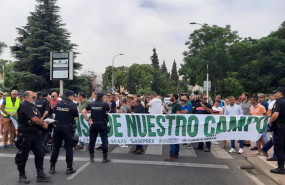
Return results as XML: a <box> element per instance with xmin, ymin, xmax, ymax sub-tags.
<box><xmin>245</xmin><ymin>156</ymin><xmax>285</xmax><ymax>185</ymax></box>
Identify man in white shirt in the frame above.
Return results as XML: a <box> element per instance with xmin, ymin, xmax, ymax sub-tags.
<box><xmin>146</xmin><ymin>93</ymin><xmax>162</xmax><ymax>114</ymax></box>
<box><xmin>224</xmin><ymin>96</ymin><xmax>244</xmax><ymax>154</ymax></box>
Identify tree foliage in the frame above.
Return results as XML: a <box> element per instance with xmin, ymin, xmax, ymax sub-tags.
<box><xmin>10</xmin><ymin>0</ymin><xmax>82</xmax><ymax>91</ymax></box>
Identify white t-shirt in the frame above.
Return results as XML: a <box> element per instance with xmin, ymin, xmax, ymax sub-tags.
<box><xmin>213</xmin><ymin>106</ymin><xmax>223</xmax><ymax>114</ymax></box>
<box><xmin>268</xmin><ymin>100</ymin><xmax>276</xmax><ymax>110</ymax></box>
<box><xmin>149</xmin><ymin>98</ymin><xmax>162</xmax><ymax>114</ymax></box>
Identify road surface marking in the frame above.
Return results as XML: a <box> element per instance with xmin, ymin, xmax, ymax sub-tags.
<box><xmin>0</xmin><ymin>152</ymin><xmax>229</xmax><ymax>169</ymax></box>
<box><xmin>179</xmin><ymin>145</ymin><xmax>197</xmax><ymax>157</ymax></box>
<box><xmin>67</xmin><ymin>162</ymin><xmax>90</xmax><ymax>180</ymax></box>
<box><xmin>111</xmin><ymin>145</ymin><xmax>133</xmax><ymax>153</ymax></box>
<box><xmin>211</xmin><ymin>144</ymin><xmax>234</xmax><ymax>159</ymax></box>
<box><xmin>145</xmin><ymin>145</ymin><xmax>162</xmax><ymax>155</ymax></box>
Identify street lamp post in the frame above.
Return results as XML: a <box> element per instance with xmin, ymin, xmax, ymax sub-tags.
<box><xmin>112</xmin><ymin>53</ymin><xmax>124</xmax><ymax>94</ymax></box>
<box><xmin>189</xmin><ymin>22</ymin><xmax>209</xmax><ymax>102</ymax></box>
<box><xmin>2</xmin><ymin>65</ymin><xmax>4</xmax><ymax>88</ymax></box>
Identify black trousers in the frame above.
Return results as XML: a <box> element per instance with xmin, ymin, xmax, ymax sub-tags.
<box><xmin>89</xmin><ymin>123</ymin><xmax>108</xmax><ymax>155</ymax></box>
<box><xmin>15</xmin><ymin>132</ymin><xmax>45</xmax><ymax>175</ymax></box>
<box><xmin>50</xmin><ymin>126</ymin><xmax>74</xmax><ymax>168</ymax></box>
<box><xmin>273</xmin><ymin>125</ymin><xmax>285</xmax><ymax>167</ymax></box>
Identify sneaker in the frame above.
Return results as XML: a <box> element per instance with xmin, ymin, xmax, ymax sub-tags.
<box><xmin>11</xmin><ymin>144</ymin><xmax>16</xmax><ymax>147</ymax></box>
<box><xmin>250</xmin><ymin>146</ymin><xmax>258</xmax><ymax>150</ymax></box>
<box><xmin>229</xmin><ymin>148</ymin><xmax>236</xmax><ymax>153</ymax></box>
<box><xmin>1</xmin><ymin>144</ymin><xmax>7</xmax><ymax>148</ymax></box>
<box><xmin>187</xmin><ymin>144</ymin><xmax>192</xmax><ymax>149</ymax></box>
<box><xmin>238</xmin><ymin>148</ymin><xmax>244</xmax><ymax>154</ymax></box>
<box><xmin>120</xmin><ymin>144</ymin><xmax>128</xmax><ymax>147</ymax></box>
<box><xmin>254</xmin><ymin>151</ymin><xmax>261</xmax><ymax>155</ymax></box>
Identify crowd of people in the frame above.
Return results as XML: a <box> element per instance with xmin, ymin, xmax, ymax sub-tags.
<box><xmin>0</xmin><ymin>87</ymin><xmax>284</xmax><ymax>179</ymax></box>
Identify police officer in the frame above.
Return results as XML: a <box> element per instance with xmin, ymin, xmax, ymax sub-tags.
<box><xmin>35</xmin><ymin>91</ymin><xmax>52</xmax><ymax>153</ymax></box>
<box><xmin>269</xmin><ymin>87</ymin><xmax>285</xmax><ymax>174</ymax></box>
<box><xmin>82</xmin><ymin>92</ymin><xmax>111</xmax><ymax>163</ymax></box>
<box><xmin>15</xmin><ymin>91</ymin><xmax>51</xmax><ymax>183</ymax></box>
<box><xmin>49</xmin><ymin>90</ymin><xmax>79</xmax><ymax>175</ymax></box>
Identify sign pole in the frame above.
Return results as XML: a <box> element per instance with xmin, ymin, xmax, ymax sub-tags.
<box><xmin>60</xmin><ymin>80</ymin><xmax>63</xmax><ymax>95</ymax></box>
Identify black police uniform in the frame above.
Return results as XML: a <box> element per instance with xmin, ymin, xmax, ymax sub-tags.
<box><xmin>35</xmin><ymin>97</ymin><xmax>52</xmax><ymax>152</ymax></box>
<box><xmin>50</xmin><ymin>98</ymin><xmax>79</xmax><ymax>174</ymax></box>
<box><xmin>271</xmin><ymin>96</ymin><xmax>285</xmax><ymax>173</ymax></box>
<box><xmin>85</xmin><ymin>99</ymin><xmax>110</xmax><ymax>162</ymax></box>
<box><xmin>16</xmin><ymin>101</ymin><xmax>51</xmax><ymax>183</ymax></box>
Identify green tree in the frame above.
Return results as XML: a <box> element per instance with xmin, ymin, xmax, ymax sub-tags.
<box><xmin>11</xmin><ymin>0</ymin><xmax>81</xmax><ymax>90</ymax></box>
<box><xmin>127</xmin><ymin>64</ymin><xmax>154</xmax><ymax>94</ymax></box>
<box><xmin>161</xmin><ymin>60</ymin><xmax>169</xmax><ymax>78</ymax></box>
<box><xmin>150</xmin><ymin>48</ymin><xmax>159</xmax><ymax>70</ymax></box>
<box><xmin>170</xmin><ymin>60</ymin><xmax>178</xmax><ymax>83</ymax></box>
<box><xmin>0</xmin><ymin>42</ymin><xmax>7</xmax><ymax>55</ymax></box>
<box><xmin>181</xmin><ymin>24</ymin><xmax>240</xmax><ymax>95</ymax></box>
<box><xmin>102</xmin><ymin>66</ymin><xmax>128</xmax><ymax>92</ymax></box>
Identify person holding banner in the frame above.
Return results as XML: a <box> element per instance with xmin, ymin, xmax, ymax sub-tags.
<box><xmin>165</xmin><ymin>93</ymin><xmax>181</xmax><ymax>161</ymax></box>
<box><xmin>193</xmin><ymin>94</ymin><xmax>213</xmax><ymax>152</ymax></box>
<box><xmin>82</xmin><ymin>92</ymin><xmax>111</xmax><ymax>163</ymax></box>
<box><xmin>132</xmin><ymin>97</ymin><xmax>148</xmax><ymax>154</ymax></box>
<box><xmin>225</xmin><ymin>96</ymin><xmax>244</xmax><ymax>154</ymax></box>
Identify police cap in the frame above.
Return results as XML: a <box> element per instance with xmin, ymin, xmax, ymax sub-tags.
<box><xmin>97</xmin><ymin>92</ymin><xmax>104</xmax><ymax>100</ymax></box>
<box><xmin>65</xmin><ymin>90</ymin><xmax>75</xmax><ymax>97</ymax></box>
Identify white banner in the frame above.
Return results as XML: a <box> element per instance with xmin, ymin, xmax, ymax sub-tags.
<box><xmin>76</xmin><ymin>113</ymin><xmax>268</xmax><ymax>145</ymax></box>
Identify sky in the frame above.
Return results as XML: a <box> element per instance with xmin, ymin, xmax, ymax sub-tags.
<box><xmin>0</xmin><ymin>0</ymin><xmax>285</xmax><ymax>75</ymax></box>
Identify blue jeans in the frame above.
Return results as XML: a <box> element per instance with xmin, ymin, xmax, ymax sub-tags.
<box><xmin>262</xmin><ymin>138</ymin><xmax>277</xmax><ymax>159</ymax></box>
<box><xmin>198</xmin><ymin>142</ymin><xmax>211</xmax><ymax>149</ymax></box>
<box><xmin>231</xmin><ymin>140</ymin><xmax>244</xmax><ymax>149</ymax></box>
<box><xmin>170</xmin><ymin>144</ymin><xmax>179</xmax><ymax>156</ymax></box>
<box><xmin>136</xmin><ymin>145</ymin><xmax>143</xmax><ymax>150</ymax></box>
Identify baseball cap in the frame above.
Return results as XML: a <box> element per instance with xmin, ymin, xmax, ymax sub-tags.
<box><xmin>273</xmin><ymin>87</ymin><xmax>285</xmax><ymax>94</ymax></box>
<box><xmin>65</xmin><ymin>90</ymin><xmax>75</xmax><ymax>97</ymax></box>
<box><xmin>19</xmin><ymin>91</ymin><xmax>24</xmax><ymax>97</ymax></box>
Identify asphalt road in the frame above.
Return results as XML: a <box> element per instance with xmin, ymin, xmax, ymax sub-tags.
<box><xmin>0</xmin><ymin>143</ymin><xmax>277</xmax><ymax>185</ymax></box>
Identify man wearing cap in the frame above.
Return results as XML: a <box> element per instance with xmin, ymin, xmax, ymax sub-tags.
<box><xmin>18</xmin><ymin>90</ymin><xmax>25</xmax><ymax>103</ymax></box>
<box><xmin>82</xmin><ymin>92</ymin><xmax>111</xmax><ymax>163</ymax></box>
<box><xmin>269</xmin><ymin>87</ymin><xmax>285</xmax><ymax>174</ymax></box>
<box><xmin>49</xmin><ymin>90</ymin><xmax>79</xmax><ymax>175</ymax></box>
<box><xmin>1</xmin><ymin>90</ymin><xmax>20</xmax><ymax>148</ymax></box>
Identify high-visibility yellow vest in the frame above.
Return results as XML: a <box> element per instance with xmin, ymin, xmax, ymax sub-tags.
<box><xmin>3</xmin><ymin>97</ymin><xmax>20</xmax><ymax>116</ymax></box>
